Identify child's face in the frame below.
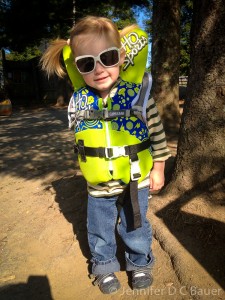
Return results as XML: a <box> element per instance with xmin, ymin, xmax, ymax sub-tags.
<box><xmin>74</xmin><ymin>36</ymin><xmax>125</xmax><ymax>99</ymax></box>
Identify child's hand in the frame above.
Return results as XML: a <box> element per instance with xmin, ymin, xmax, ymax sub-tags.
<box><xmin>149</xmin><ymin>161</ymin><xmax>165</xmax><ymax>192</ymax></box>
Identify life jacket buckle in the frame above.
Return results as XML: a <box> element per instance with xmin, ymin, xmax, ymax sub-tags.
<box><xmin>130</xmin><ymin>159</ymin><xmax>141</xmax><ymax>181</ymax></box>
<box><xmin>105</xmin><ymin>146</ymin><xmax>127</xmax><ymax>158</ymax></box>
<box><xmin>88</xmin><ymin>109</ymin><xmax>102</xmax><ymax>119</ymax></box>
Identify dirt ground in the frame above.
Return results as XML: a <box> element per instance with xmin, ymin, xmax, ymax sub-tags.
<box><xmin>0</xmin><ymin>106</ymin><xmax>224</xmax><ymax>300</ymax></box>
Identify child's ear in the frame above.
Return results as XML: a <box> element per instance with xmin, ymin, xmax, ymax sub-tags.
<box><xmin>119</xmin><ymin>48</ymin><xmax>126</xmax><ymax>66</ymax></box>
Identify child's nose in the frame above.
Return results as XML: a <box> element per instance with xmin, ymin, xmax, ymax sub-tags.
<box><xmin>95</xmin><ymin>61</ymin><xmax>105</xmax><ymax>73</ymax></box>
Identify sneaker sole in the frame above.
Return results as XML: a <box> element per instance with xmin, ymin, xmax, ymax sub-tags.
<box><xmin>100</xmin><ymin>280</ymin><xmax>121</xmax><ymax>294</ymax></box>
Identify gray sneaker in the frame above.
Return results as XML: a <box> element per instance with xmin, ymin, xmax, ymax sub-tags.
<box><xmin>132</xmin><ymin>268</ymin><xmax>153</xmax><ymax>289</ymax></box>
<box><xmin>93</xmin><ymin>272</ymin><xmax>121</xmax><ymax>294</ymax></box>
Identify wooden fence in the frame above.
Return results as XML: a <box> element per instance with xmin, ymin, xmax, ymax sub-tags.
<box><xmin>179</xmin><ymin>76</ymin><xmax>188</xmax><ymax>86</ymax></box>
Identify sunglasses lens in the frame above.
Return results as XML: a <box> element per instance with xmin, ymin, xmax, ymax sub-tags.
<box><xmin>100</xmin><ymin>49</ymin><xmax>119</xmax><ymax>67</ymax></box>
<box><xmin>76</xmin><ymin>57</ymin><xmax>95</xmax><ymax>73</ymax></box>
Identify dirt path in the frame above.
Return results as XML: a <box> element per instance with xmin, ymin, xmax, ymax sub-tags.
<box><xmin>0</xmin><ymin>107</ymin><xmax>224</xmax><ymax>300</ymax></box>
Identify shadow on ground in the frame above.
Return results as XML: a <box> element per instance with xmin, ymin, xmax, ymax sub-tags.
<box><xmin>0</xmin><ymin>276</ymin><xmax>53</xmax><ymax>300</ymax></box>
<box><xmin>155</xmin><ymin>165</ymin><xmax>225</xmax><ymax>291</ymax></box>
<box><xmin>0</xmin><ymin>107</ymin><xmax>74</xmax><ymax>180</ymax></box>
<box><xmin>51</xmin><ymin>174</ymin><xmax>90</xmax><ymax>260</ymax></box>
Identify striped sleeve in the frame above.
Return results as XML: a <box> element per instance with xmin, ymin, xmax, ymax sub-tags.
<box><xmin>146</xmin><ymin>97</ymin><xmax>171</xmax><ymax>161</ymax></box>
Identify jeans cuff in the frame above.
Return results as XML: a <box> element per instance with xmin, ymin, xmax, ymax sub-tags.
<box><xmin>125</xmin><ymin>252</ymin><xmax>155</xmax><ymax>271</ymax></box>
<box><xmin>91</xmin><ymin>257</ymin><xmax>120</xmax><ymax>275</ymax></box>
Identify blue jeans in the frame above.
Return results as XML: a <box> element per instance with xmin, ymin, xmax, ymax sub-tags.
<box><xmin>87</xmin><ymin>187</ymin><xmax>154</xmax><ymax>275</ymax></box>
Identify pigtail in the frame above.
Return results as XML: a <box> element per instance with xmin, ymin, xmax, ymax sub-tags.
<box><xmin>40</xmin><ymin>39</ymin><xmax>68</xmax><ymax>78</ymax></box>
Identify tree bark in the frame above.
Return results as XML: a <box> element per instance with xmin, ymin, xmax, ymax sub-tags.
<box><xmin>166</xmin><ymin>0</ymin><xmax>225</xmax><ymax>199</ymax></box>
<box><xmin>151</xmin><ymin>0</ymin><xmax>181</xmax><ymax>134</ymax></box>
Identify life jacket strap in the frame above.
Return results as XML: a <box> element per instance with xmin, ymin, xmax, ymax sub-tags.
<box><xmin>75</xmin><ymin>108</ymin><xmax>143</xmax><ymax>121</ymax></box>
<box><xmin>74</xmin><ymin>139</ymin><xmax>151</xmax><ymax>161</ymax></box>
<box><xmin>116</xmin><ymin>153</ymin><xmax>142</xmax><ymax>230</ymax></box>
<box><xmin>129</xmin><ymin>152</ymin><xmax>142</xmax><ymax>229</ymax></box>
<box><xmin>130</xmin><ymin>180</ymin><xmax>142</xmax><ymax>229</ymax></box>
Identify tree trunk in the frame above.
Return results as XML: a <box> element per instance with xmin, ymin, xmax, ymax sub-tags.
<box><xmin>166</xmin><ymin>0</ymin><xmax>225</xmax><ymax>199</ymax></box>
<box><xmin>151</xmin><ymin>0</ymin><xmax>181</xmax><ymax>134</ymax></box>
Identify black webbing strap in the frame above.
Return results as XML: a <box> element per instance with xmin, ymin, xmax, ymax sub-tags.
<box><xmin>75</xmin><ymin>138</ymin><xmax>151</xmax><ymax>161</ymax></box>
<box><xmin>129</xmin><ymin>180</ymin><xmax>142</xmax><ymax>229</ymax></box>
<box><xmin>129</xmin><ymin>152</ymin><xmax>142</xmax><ymax>229</ymax></box>
<box><xmin>117</xmin><ymin>156</ymin><xmax>142</xmax><ymax>230</ymax></box>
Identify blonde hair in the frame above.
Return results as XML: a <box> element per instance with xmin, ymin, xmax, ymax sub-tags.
<box><xmin>40</xmin><ymin>16</ymin><xmax>138</xmax><ymax>78</ymax></box>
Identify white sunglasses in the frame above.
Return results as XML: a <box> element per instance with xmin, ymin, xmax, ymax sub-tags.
<box><xmin>75</xmin><ymin>47</ymin><xmax>120</xmax><ymax>74</ymax></box>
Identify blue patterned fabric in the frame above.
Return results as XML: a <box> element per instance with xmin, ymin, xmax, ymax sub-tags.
<box><xmin>73</xmin><ymin>80</ymin><xmax>148</xmax><ymax>141</ymax></box>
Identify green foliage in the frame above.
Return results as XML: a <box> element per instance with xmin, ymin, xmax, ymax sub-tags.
<box><xmin>0</xmin><ymin>0</ymin><xmax>192</xmax><ymax>74</ymax></box>
<box><xmin>6</xmin><ymin>47</ymin><xmax>42</xmax><ymax>61</ymax></box>
<box><xmin>180</xmin><ymin>0</ymin><xmax>193</xmax><ymax>75</ymax></box>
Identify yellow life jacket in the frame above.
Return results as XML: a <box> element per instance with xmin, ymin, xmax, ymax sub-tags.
<box><xmin>68</xmin><ymin>75</ymin><xmax>153</xmax><ymax>185</ymax></box>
